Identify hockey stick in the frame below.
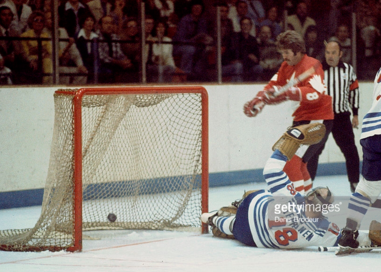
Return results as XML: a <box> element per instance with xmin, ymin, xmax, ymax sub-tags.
<box><xmin>318</xmin><ymin>246</ymin><xmax>381</xmax><ymax>253</ymax></box>
<box><xmin>252</xmin><ymin>62</ymin><xmax>320</xmax><ymax>114</ymax></box>
<box><xmin>318</xmin><ymin>246</ymin><xmax>340</xmax><ymax>252</ymax></box>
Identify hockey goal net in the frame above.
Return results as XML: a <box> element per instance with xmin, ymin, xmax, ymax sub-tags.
<box><xmin>0</xmin><ymin>86</ymin><xmax>208</xmax><ymax>252</ymax></box>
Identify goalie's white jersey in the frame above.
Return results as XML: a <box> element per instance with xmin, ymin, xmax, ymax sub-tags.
<box><xmin>361</xmin><ymin>68</ymin><xmax>381</xmax><ymax>139</ymax></box>
<box><xmin>246</xmin><ymin>190</ymin><xmax>340</xmax><ymax>248</ymax></box>
<box><xmin>238</xmin><ymin>151</ymin><xmax>341</xmax><ymax>249</ymax></box>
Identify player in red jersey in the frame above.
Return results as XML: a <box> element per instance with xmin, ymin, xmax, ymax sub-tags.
<box><xmin>244</xmin><ymin>30</ymin><xmax>334</xmax><ymax>196</ymax></box>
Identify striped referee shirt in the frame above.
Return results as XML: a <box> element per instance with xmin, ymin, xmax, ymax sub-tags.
<box><xmin>323</xmin><ymin>61</ymin><xmax>359</xmax><ymax>115</ymax></box>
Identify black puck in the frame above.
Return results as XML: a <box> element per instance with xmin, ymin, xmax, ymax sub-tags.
<box><xmin>107</xmin><ymin>213</ymin><xmax>117</xmax><ymax>222</ymax></box>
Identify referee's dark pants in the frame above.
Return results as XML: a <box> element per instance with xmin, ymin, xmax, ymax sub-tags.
<box><xmin>307</xmin><ymin>113</ymin><xmax>360</xmax><ymax>185</ymax></box>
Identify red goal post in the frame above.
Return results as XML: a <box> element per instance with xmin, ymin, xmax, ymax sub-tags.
<box><xmin>0</xmin><ymin>86</ymin><xmax>209</xmax><ymax>252</ymax></box>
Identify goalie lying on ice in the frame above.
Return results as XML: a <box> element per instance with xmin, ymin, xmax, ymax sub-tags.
<box><xmin>201</xmin><ymin>124</ymin><xmax>381</xmax><ymax>249</ymax></box>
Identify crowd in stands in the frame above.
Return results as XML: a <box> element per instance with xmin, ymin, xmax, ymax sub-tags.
<box><xmin>0</xmin><ymin>0</ymin><xmax>380</xmax><ymax>85</ymax></box>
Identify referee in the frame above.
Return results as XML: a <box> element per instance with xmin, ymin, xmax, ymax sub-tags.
<box><xmin>307</xmin><ymin>41</ymin><xmax>360</xmax><ymax>193</ymax></box>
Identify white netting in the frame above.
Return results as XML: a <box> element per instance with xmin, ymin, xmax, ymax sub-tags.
<box><xmin>0</xmin><ymin>88</ymin><xmax>206</xmax><ymax>251</ymax></box>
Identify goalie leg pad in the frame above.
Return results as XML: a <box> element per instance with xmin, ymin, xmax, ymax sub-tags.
<box><xmin>272</xmin><ymin>123</ymin><xmax>326</xmax><ymax>160</ymax></box>
<box><xmin>231</xmin><ymin>190</ymin><xmax>259</xmax><ymax>208</ymax></box>
<box><xmin>369</xmin><ymin>220</ymin><xmax>381</xmax><ymax>246</ymax></box>
<box><xmin>212</xmin><ymin>226</ymin><xmax>235</xmax><ymax>239</ymax></box>
<box><xmin>211</xmin><ymin>208</ymin><xmax>236</xmax><ymax>239</ymax></box>
<box><xmin>218</xmin><ymin>205</ymin><xmax>237</xmax><ymax>216</ymax></box>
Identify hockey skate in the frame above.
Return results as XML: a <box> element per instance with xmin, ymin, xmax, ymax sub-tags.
<box><xmin>201</xmin><ymin>206</ymin><xmax>236</xmax><ymax>239</ymax></box>
<box><xmin>336</xmin><ymin>221</ymin><xmax>381</xmax><ymax>255</ymax></box>
<box><xmin>338</xmin><ymin>227</ymin><xmax>359</xmax><ymax>248</ymax></box>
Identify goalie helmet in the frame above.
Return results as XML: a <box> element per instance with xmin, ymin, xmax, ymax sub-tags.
<box><xmin>305</xmin><ymin>186</ymin><xmax>334</xmax><ymax>206</ymax></box>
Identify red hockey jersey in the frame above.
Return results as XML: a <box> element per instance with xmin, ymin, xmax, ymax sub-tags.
<box><xmin>264</xmin><ymin>55</ymin><xmax>333</xmax><ymax>122</ymax></box>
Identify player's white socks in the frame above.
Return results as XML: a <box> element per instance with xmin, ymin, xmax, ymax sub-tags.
<box><xmin>212</xmin><ymin>216</ymin><xmax>235</xmax><ymax>236</ymax></box>
<box><xmin>263</xmin><ymin>150</ymin><xmax>287</xmax><ymax>176</ymax></box>
<box><xmin>347</xmin><ymin>192</ymin><xmax>371</xmax><ymax>230</ymax></box>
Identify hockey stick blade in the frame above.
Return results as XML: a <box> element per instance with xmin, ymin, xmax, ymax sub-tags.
<box><xmin>252</xmin><ymin>62</ymin><xmax>320</xmax><ymax>114</ymax></box>
<box><xmin>317</xmin><ymin>246</ymin><xmax>380</xmax><ymax>255</ymax></box>
<box><xmin>335</xmin><ymin>246</ymin><xmax>377</xmax><ymax>256</ymax></box>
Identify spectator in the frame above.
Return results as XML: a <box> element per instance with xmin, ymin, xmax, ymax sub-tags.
<box><xmin>20</xmin><ymin>10</ymin><xmax>52</xmax><ymax>84</ymax></box>
<box><xmin>144</xmin><ymin>0</ymin><xmax>161</xmax><ymax>22</ymax></box>
<box><xmin>172</xmin><ymin>0</ymin><xmax>212</xmax><ymax>81</ymax></box>
<box><xmin>304</xmin><ymin>25</ymin><xmax>324</xmax><ymax>63</ymax></box>
<box><xmin>0</xmin><ymin>53</ymin><xmax>12</xmax><ymax>84</ymax></box>
<box><xmin>244</xmin><ymin>0</ymin><xmax>265</xmax><ymax>28</ymax></box>
<box><xmin>44</xmin><ymin>11</ymin><xmax>88</xmax><ymax>85</ymax></box>
<box><xmin>144</xmin><ymin>14</ymin><xmax>155</xmax><ymax>39</ymax></box>
<box><xmin>124</xmin><ymin>0</ymin><xmax>138</xmax><ymax>18</ymax></box>
<box><xmin>285</xmin><ymin>0</ymin><xmax>316</xmax><ymax>37</ymax></box>
<box><xmin>308</xmin><ymin>0</ymin><xmax>331</xmax><ymax>42</ymax></box>
<box><xmin>173</xmin><ymin>0</ymin><xmax>193</xmax><ymax>21</ymax></box>
<box><xmin>7</xmin><ymin>0</ymin><xmax>32</xmax><ymax>35</ymax></box>
<box><xmin>328</xmin><ymin>0</ymin><xmax>341</xmax><ymax>39</ymax></box>
<box><xmin>109</xmin><ymin>0</ymin><xmax>128</xmax><ymax>35</ymax></box>
<box><xmin>227</xmin><ymin>16</ymin><xmax>262</xmax><ymax>81</ymax></box>
<box><xmin>329</xmin><ymin>23</ymin><xmax>352</xmax><ymax>64</ymax></box>
<box><xmin>97</xmin><ymin>15</ymin><xmax>135</xmax><ymax>83</ymax></box>
<box><xmin>87</xmin><ymin>0</ymin><xmax>112</xmax><ymax>28</ymax></box>
<box><xmin>360</xmin><ymin>16</ymin><xmax>380</xmax><ymax>79</ymax></box>
<box><xmin>356</xmin><ymin>0</ymin><xmax>381</xmax><ymax>80</ymax></box>
<box><xmin>210</xmin><ymin>2</ymin><xmax>234</xmax><ymax>49</ymax></box>
<box><xmin>58</xmin><ymin>0</ymin><xmax>93</xmax><ymax>37</ymax></box>
<box><xmin>120</xmin><ymin>17</ymin><xmax>140</xmax><ymax>74</ymax></box>
<box><xmin>76</xmin><ymin>13</ymin><xmax>99</xmax><ymax>84</ymax></box>
<box><xmin>227</xmin><ymin>0</ymin><xmax>238</xmax><ymax>20</ymax></box>
<box><xmin>230</xmin><ymin>0</ymin><xmax>256</xmax><ymax>37</ymax></box>
<box><xmin>153</xmin><ymin>0</ymin><xmax>174</xmax><ymax>24</ymax></box>
<box><xmin>210</xmin><ymin>2</ymin><xmax>241</xmax><ymax>82</ymax></box>
<box><xmin>146</xmin><ymin>20</ymin><xmax>176</xmax><ymax>82</ymax></box>
<box><xmin>27</xmin><ymin>0</ymin><xmax>46</xmax><ymax>11</ymax></box>
<box><xmin>258</xmin><ymin>5</ymin><xmax>281</xmax><ymax>41</ymax></box>
<box><xmin>256</xmin><ymin>25</ymin><xmax>282</xmax><ymax>81</ymax></box>
<box><xmin>0</xmin><ymin>5</ymin><xmax>23</xmax><ymax>83</ymax></box>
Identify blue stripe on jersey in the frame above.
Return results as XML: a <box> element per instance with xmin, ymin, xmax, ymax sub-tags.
<box><xmin>362</xmin><ymin>123</ymin><xmax>381</xmax><ymax>133</ymax></box>
<box><xmin>362</xmin><ymin>118</ymin><xmax>381</xmax><ymax>125</ymax></box>
<box><xmin>251</xmin><ymin>194</ymin><xmax>280</xmax><ymax>248</ymax></box>
<box><xmin>259</xmin><ymin>200</ymin><xmax>279</xmax><ymax>248</ymax></box>
<box><xmin>316</xmin><ymin>219</ymin><xmax>331</xmax><ymax>235</ymax></box>
<box><xmin>265</xmin><ymin>171</ymin><xmax>286</xmax><ymax>182</ymax></box>
<box><xmin>362</xmin><ymin>113</ymin><xmax>381</xmax><ymax>133</ymax></box>
<box><xmin>268</xmin><ymin>181</ymin><xmax>290</xmax><ymax>194</ymax></box>
<box><xmin>271</xmin><ymin>149</ymin><xmax>288</xmax><ymax>161</ymax></box>
<box><xmin>265</xmin><ymin>172</ymin><xmax>290</xmax><ymax>194</ymax></box>
<box><xmin>363</xmin><ymin>112</ymin><xmax>381</xmax><ymax>118</ymax></box>
<box><xmin>299</xmin><ymin>212</ymin><xmax>321</xmax><ymax>236</ymax></box>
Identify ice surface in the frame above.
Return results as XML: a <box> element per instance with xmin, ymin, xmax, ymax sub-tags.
<box><xmin>1</xmin><ymin>175</ymin><xmax>380</xmax><ymax>272</ymax></box>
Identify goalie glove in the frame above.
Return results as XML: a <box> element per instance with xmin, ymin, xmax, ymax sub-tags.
<box><xmin>263</xmin><ymin>86</ymin><xmax>301</xmax><ymax>104</ymax></box>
